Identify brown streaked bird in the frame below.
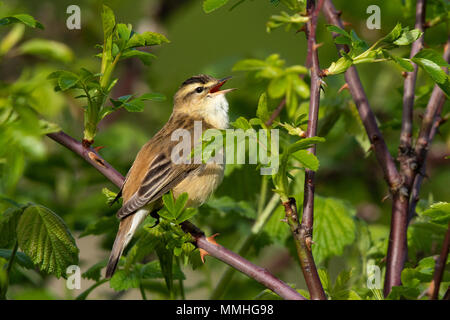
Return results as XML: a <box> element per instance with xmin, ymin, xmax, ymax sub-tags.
<box><xmin>105</xmin><ymin>74</ymin><xmax>235</xmax><ymax>278</ymax></box>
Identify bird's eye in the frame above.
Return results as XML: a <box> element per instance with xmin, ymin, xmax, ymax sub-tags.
<box><xmin>195</xmin><ymin>87</ymin><xmax>204</xmax><ymax>93</ymax></box>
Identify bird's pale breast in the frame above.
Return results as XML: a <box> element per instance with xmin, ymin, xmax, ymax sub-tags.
<box><xmin>172</xmin><ymin>162</ymin><xmax>224</xmax><ymax>208</ymax></box>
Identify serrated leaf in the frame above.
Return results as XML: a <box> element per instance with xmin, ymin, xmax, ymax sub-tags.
<box><xmin>57</xmin><ymin>71</ymin><xmax>79</xmax><ymax>91</ymax></box>
<box><xmin>421</xmin><ymin>202</ymin><xmax>450</xmax><ymax>225</ymax></box>
<box><xmin>110</xmin><ymin>268</ymin><xmax>140</xmax><ymax>291</ymax></box>
<box><xmin>16</xmin><ymin>205</ymin><xmax>79</xmax><ymax>278</ymax></box>
<box><xmin>312</xmin><ymin>196</ymin><xmax>356</xmax><ymax>263</ymax></box>
<box><xmin>82</xmin><ymin>260</ymin><xmax>107</xmax><ymax>282</ymax></box>
<box><xmin>0</xmin><ymin>207</ymin><xmax>23</xmax><ymax>247</ymax></box>
<box><xmin>231</xmin><ymin>117</ymin><xmax>252</xmax><ymax>130</ymax></box>
<box><xmin>292</xmin><ymin>150</ymin><xmax>319</xmax><ymax>171</ymax></box>
<box><xmin>381</xmin><ymin>23</ymin><xmax>403</xmax><ymax>44</ymax></box>
<box><xmin>393</xmin><ymin>29</ymin><xmax>422</xmax><ymax>46</ymax></box>
<box><xmin>126</xmin><ymin>31</ymin><xmax>169</xmax><ymax>49</ymax></box>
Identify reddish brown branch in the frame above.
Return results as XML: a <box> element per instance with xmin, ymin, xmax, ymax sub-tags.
<box><xmin>428</xmin><ymin>223</ymin><xmax>450</xmax><ymax>300</ymax></box>
<box><xmin>283</xmin><ymin>198</ymin><xmax>326</xmax><ymax>300</ymax></box>
<box><xmin>46</xmin><ymin>131</ymin><xmax>305</xmax><ymax>300</ymax></box>
<box><xmin>322</xmin><ymin>0</ymin><xmax>406</xmax><ymax>297</ymax></box>
<box><xmin>301</xmin><ymin>0</ymin><xmax>323</xmax><ymax>234</ymax></box>
<box><xmin>398</xmin><ymin>0</ymin><xmax>426</xmax><ymax>190</ymax></box>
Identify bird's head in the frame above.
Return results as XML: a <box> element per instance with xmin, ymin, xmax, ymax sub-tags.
<box><xmin>173</xmin><ymin>74</ymin><xmax>235</xmax><ymax>128</ymax></box>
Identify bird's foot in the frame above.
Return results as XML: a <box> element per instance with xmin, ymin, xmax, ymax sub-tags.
<box><xmin>199</xmin><ymin>233</ymin><xmax>220</xmax><ymax>263</ymax></box>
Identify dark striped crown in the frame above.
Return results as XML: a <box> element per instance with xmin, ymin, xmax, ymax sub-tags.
<box><xmin>181</xmin><ymin>74</ymin><xmax>215</xmax><ymax>87</ymax></box>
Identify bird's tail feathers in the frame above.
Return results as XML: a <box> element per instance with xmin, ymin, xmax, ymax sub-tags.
<box><xmin>105</xmin><ymin>208</ymin><xmax>149</xmax><ymax>278</ymax></box>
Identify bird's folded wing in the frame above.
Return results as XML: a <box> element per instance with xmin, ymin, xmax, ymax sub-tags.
<box><xmin>116</xmin><ymin>153</ymin><xmax>199</xmax><ymax>219</ymax></box>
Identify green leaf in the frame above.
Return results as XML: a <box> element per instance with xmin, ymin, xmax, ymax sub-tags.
<box><xmin>256</xmin><ymin>92</ymin><xmax>269</xmax><ymax>124</ymax></box>
<box><xmin>16</xmin><ymin>205</ymin><xmax>79</xmax><ymax>278</ymax></box>
<box><xmin>381</xmin><ymin>23</ymin><xmax>403</xmax><ymax>44</ymax></box>
<box><xmin>82</xmin><ymin>260</ymin><xmax>107</xmax><ymax>282</ymax></box>
<box><xmin>120</xmin><ymin>49</ymin><xmax>157</xmax><ymax>65</ymax></box>
<box><xmin>290</xmin><ymin>74</ymin><xmax>309</xmax><ymax>99</ymax></box>
<box><xmin>174</xmin><ymin>192</ymin><xmax>189</xmax><ymax>216</ymax></box>
<box><xmin>176</xmin><ymin>208</ymin><xmax>198</xmax><ymax>224</ymax></box>
<box><xmin>287</xmin><ymin>136</ymin><xmax>325</xmax><ymax>154</ymax></box>
<box><xmin>389</xmin><ymin>54</ymin><xmax>414</xmax><ymax>72</ymax></box>
<box><xmin>387</xmin><ymin>286</ymin><xmax>420</xmax><ymax>300</ymax></box>
<box><xmin>0</xmin><ymin>14</ymin><xmax>44</xmax><ymax>29</ymax></box>
<box><xmin>326</xmin><ymin>54</ymin><xmax>353</xmax><ymax>75</ymax></box>
<box><xmin>110</xmin><ymin>268</ymin><xmax>140</xmax><ymax>291</ymax></box>
<box><xmin>80</xmin><ymin>215</ymin><xmax>118</xmax><ymax>237</ymax></box>
<box><xmin>421</xmin><ymin>202</ymin><xmax>450</xmax><ymax>225</ymax></box>
<box><xmin>0</xmin><ymin>249</ymin><xmax>34</xmax><ymax>269</ymax></box>
<box><xmin>126</xmin><ymin>31</ymin><xmax>169</xmax><ymax>49</ymax></box>
<box><xmin>268</xmin><ymin>76</ymin><xmax>288</xmax><ymax>98</ymax></box>
<box><xmin>414</xmin><ymin>49</ymin><xmax>449</xmax><ymax>67</ymax></box>
<box><xmin>292</xmin><ymin>150</ymin><xmax>319</xmax><ymax>171</ymax></box>
<box><xmin>278</xmin><ymin>122</ymin><xmax>305</xmax><ymax>137</ymax></box>
<box><xmin>412</xmin><ymin>56</ymin><xmax>450</xmax><ymax>97</ymax></box>
<box><xmin>203</xmin><ymin>0</ymin><xmax>229</xmax><ymax>13</ymax></box>
<box><xmin>162</xmin><ymin>192</ymin><xmax>177</xmax><ymax>217</ymax></box>
<box><xmin>123</xmin><ymin>99</ymin><xmax>145</xmax><ymax>112</ymax></box>
<box><xmin>326</xmin><ymin>25</ymin><xmax>351</xmax><ymax>38</ymax></box>
<box><xmin>139</xmin><ymin>92</ymin><xmax>166</xmax><ymax>101</ymax></box>
<box><xmin>101</xmin><ymin>5</ymin><xmax>116</xmax><ymax>39</ymax></box>
<box><xmin>393</xmin><ymin>29</ymin><xmax>422</xmax><ymax>46</ymax></box>
<box><xmin>0</xmin><ymin>207</ymin><xmax>23</xmax><ymax>247</ymax></box>
<box><xmin>312</xmin><ymin>196</ymin><xmax>356</xmax><ymax>263</ymax></box>
<box><xmin>57</xmin><ymin>71</ymin><xmax>80</xmax><ymax>91</ymax></box>
<box><xmin>231</xmin><ymin>117</ymin><xmax>252</xmax><ymax>130</ymax></box>
<box><xmin>18</xmin><ymin>39</ymin><xmax>74</xmax><ymax>63</ymax></box>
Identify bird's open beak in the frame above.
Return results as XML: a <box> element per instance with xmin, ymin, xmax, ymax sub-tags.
<box><xmin>209</xmin><ymin>76</ymin><xmax>236</xmax><ymax>94</ymax></box>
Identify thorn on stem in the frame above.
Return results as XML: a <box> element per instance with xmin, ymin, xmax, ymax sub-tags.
<box><xmin>401</xmin><ymin>71</ymin><xmax>408</xmax><ymax>78</ymax></box>
<box><xmin>199</xmin><ymin>233</ymin><xmax>220</xmax><ymax>263</ymax></box>
<box><xmin>338</xmin><ymin>83</ymin><xmax>349</xmax><ymax>93</ymax></box>
<box><xmin>94</xmin><ymin>146</ymin><xmax>105</xmax><ymax>152</ymax></box>
<box><xmin>342</xmin><ymin>20</ymin><xmax>352</xmax><ymax>27</ymax></box>
<box><xmin>88</xmin><ymin>151</ymin><xmax>106</xmax><ymax>167</ymax></box>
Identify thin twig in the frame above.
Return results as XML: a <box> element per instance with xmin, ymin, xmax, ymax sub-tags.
<box><xmin>265</xmin><ymin>98</ymin><xmax>286</xmax><ymax>127</ymax></box>
<box><xmin>428</xmin><ymin>223</ymin><xmax>450</xmax><ymax>300</ymax></box>
<box><xmin>302</xmin><ymin>0</ymin><xmax>323</xmax><ymax>236</ymax></box>
<box><xmin>46</xmin><ymin>131</ymin><xmax>305</xmax><ymax>300</ymax></box>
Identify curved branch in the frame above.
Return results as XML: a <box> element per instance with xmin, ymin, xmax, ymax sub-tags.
<box><xmin>428</xmin><ymin>223</ymin><xmax>450</xmax><ymax>300</ymax></box>
<box><xmin>46</xmin><ymin>131</ymin><xmax>306</xmax><ymax>300</ymax></box>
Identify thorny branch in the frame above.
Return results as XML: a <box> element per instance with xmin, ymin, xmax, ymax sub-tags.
<box><xmin>428</xmin><ymin>223</ymin><xmax>450</xmax><ymax>300</ymax></box>
<box><xmin>280</xmin><ymin>0</ymin><xmax>326</xmax><ymax>301</ymax></box>
<box><xmin>46</xmin><ymin>131</ymin><xmax>306</xmax><ymax>300</ymax></box>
